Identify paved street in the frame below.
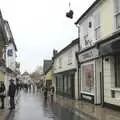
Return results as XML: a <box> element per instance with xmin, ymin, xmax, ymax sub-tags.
<box><xmin>1</xmin><ymin>91</ymin><xmax>119</xmax><ymax>120</ymax></box>
<box><xmin>4</xmin><ymin>91</ymin><xmax>94</xmax><ymax>120</ymax></box>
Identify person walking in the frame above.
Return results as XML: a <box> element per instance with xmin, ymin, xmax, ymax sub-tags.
<box><xmin>44</xmin><ymin>86</ymin><xmax>48</xmax><ymax>101</ymax></box>
<box><xmin>0</xmin><ymin>81</ymin><xmax>5</xmax><ymax>109</ymax></box>
<box><xmin>8</xmin><ymin>79</ymin><xmax>16</xmax><ymax>110</ymax></box>
<box><xmin>50</xmin><ymin>86</ymin><xmax>54</xmax><ymax>102</ymax></box>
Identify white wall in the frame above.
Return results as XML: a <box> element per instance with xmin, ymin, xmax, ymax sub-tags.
<box><xmin>53</xmin><ymin>44</ymin><xmax>78</xmax><ymax>73</ymax></box>
<box><xmin>78</xmin><ymin>6</ymin><xmax>100</xmax><ymax>50</ymax></box>
<box><xmin>53</xmin><ymin>43</ymin><xmax>79</xmax><ymax>99</ymax></box>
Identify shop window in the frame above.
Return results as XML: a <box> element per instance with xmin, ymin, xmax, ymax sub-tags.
<box><xmin>64</xmin><ymin>76</ymin><xmax>68</xmax><ymax>93</ymax></box>
<box><xmin>115</xmin><ymin>56</ymin><xmax>120</xmax><ymax>87</ymax></box>
<box><xmin>81</xmin><ymin>63</ymin><xmax>94</xmax><ymax>94</ymax></box>
<box><xmin>68</xmin><ymin>76</ymin><xmax>71</xmax><ymax>94</ymax></box>
<box><xmin>114</xmin><ymin>0</ymin><xmax>120</xmax><ymax>29</ymax></box>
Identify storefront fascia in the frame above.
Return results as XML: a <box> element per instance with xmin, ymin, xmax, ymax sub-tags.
<box><xmin>78</xmin><ymin>47</ymin><xmax>99</xmax><ymax>104</ymax></box>
<box><xmin>55</xmin><ymin>69</ymin><xmax>76</xmax><ymax>98</ymax></box>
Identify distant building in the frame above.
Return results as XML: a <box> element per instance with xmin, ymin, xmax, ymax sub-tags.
<box><xmin>53</xmin><ymin>38</ymin><xmax>79</xmax><ymax>99</ymax></box>
<box><xmin>43</xmin><ymin>60</ymin><xmax>52</xmax><ymax>86</ymax></box>
<box><xmin>21</xmin><ymin>72</ymin><xmax>31</xmax><ymax>85</ymax></box>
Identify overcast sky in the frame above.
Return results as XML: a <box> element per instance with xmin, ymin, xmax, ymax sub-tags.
<box><xmin>0</xmin><ymin>0</ymin><xmax>95</xmax><ymax>73</ymax></box>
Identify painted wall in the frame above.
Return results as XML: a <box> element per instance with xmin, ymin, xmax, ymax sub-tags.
<box><xmin>53</xmin><ymin>44</ymin><xmax>78</xmax><ymax>73</ymax></box>
<box><xmin>100</xmin><ymin>0</ymin><xmax>114</xmax><ymax>39</ymax></box>
<box><xmin>53</xmin><ymin>43</ymin><xmax>79</xmax><ymax>99</ymax></box>
<box><xmin>0</xmin><ymin>71</ymin><xmax>5</xmax><ymax>81</ymax></box>
<box><xmin>45</xmin><ymin>69</ymin><xmax>53</xmax><ymax>80</ymax></box>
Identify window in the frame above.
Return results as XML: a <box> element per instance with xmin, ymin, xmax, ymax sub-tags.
<box><xmin>68</xmin><ymin>50</ymin><xmax>72</xmax><ymax>65</ymax></box>
<box><xmin>115</xmin><ymin>56</ymin><xmax>120</xmax><ymax>87</ymax></box>
<box><xmin>59</xmin><ymin>58</ymin><xmax>62</xmax><ymax>68</ymax></box>
<box><xmin>114</xmin><ymin>0</ymin><xmax>120</xmax><ymax>29</ymax></box>
<box><xmin>94</xmin><ymin>12</ymin><xmax>100</xmax><ymax>40</ymax></box>
<box><xmin>81</xmin><ymin>63</ymin><xmax>94</xmax><ymax>94</ymax></box>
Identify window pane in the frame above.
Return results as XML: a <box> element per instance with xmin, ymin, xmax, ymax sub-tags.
<box><xmin>64</xmin><ymin>76</ymin><xmax>67</xmax><ymax>92</ymax></box>
<box><xmin>81</xmin><ymin>64</ymin><xmax>94</xmax><ymax>94</ymax></box>
<box><xmin>116</xmin><ymin>13</ymin><xmax>120</xmax><ymax>29</ymax></box>
<box><xmin>94</xmin><ymin>12</ymin><xmax>100</xmax><ymax>28</ymax></box>
<box><xmin>114</xmin><ymin>0</ymin><xmax>120</xmax><ymax>13</ymax></box>
<box><xmin>116</xmin><ymin>56</ymin><xmax>120</xmax><ymax>87</ymax></box>
<box><xmin>95</xmin><ymin>27</ymin><xmax>100</xmax><ymax>40</ymax></box>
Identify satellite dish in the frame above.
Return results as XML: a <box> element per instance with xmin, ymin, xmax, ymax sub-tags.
<box><xmin>66</xmin><ymin>2</ymin><xmax>74</xmax><ymax>19</ymax></box>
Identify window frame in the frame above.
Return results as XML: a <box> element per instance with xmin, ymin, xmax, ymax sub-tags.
<box><xmin>114</xmin><ymin>0</ymin><xmax>120</xmax><ymax>30</ymax></box>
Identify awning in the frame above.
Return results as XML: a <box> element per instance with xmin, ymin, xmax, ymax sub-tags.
<box><xmin>99</xmin><ymin>37</ymin><xmax>120</xmax><ymax>56</ymax></box>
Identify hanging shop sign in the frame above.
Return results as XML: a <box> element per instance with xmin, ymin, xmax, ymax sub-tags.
<box><xmin>78</xmin><ymin>48</ymin><xmax>98</xmax><ymax>63</ymax></box>
<box><xmin>7</xmin><ymin>49</ymin><xmax>13</xmax><ymax>56</ymax></box>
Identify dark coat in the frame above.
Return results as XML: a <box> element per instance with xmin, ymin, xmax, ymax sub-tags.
<box><xmin>8</xmin><ymin>83</ymin><xmax>16</xmax><ymax>97</ymax></box>
<box><xmin>0</xmin><ymin>84</ymin><xmax>5</xmax><ymax>97</ymax></box>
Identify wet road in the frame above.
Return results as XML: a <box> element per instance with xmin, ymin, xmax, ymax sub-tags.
<box><xmin>7</xmin><ymin>91</ymin><xmax>96</xmax><ymax>120</ymax></box>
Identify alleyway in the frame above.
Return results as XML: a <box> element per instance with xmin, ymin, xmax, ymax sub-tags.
<box><xmin>4</xmin><ymin>91</ymin><xmax>95</xmax><ymax>120</ymax></box>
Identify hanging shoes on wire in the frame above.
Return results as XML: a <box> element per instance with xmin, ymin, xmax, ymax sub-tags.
<box><xmin>66</xmin><ymin>2</ymin><xmax>74</xmax><ymax>19</ymax></box>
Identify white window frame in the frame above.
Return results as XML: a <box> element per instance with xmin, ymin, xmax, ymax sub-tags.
<box><xmin>94</xmin><ymin>11</ymin><xmax>101</xmax><ymax>41</ymax></box>
<box><xmin>81</xmin><ymin>61</ymin><xmax>95</xmax><ymax>95</ymax></box>
<box><xmin>68</xmin><ymin>50</ymin><xmax>73</xmax><ymax>65</ymax></box>
<box><xmin>114</xmin><ymin>0</ymin><xmax>120</xmax><ymax>30</ymax></box>
<box><xmin>59</xmin><ymin>57</ymin><xmax>62</xmax><ymax>68</ymax></box>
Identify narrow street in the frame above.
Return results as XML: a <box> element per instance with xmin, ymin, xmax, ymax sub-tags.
<box><xmin>4</xmin><ymin>91</ymin><xmax>96</xmax><ymax>120</ymax></box>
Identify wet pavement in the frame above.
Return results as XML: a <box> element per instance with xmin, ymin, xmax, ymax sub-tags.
<box><xmin>5</xmin><ymin>91</ymin><xmax>95</xmax><ymax>120</ymax></box>
<box><xmin>2</xmin><ymin>91</ymin><xmax>120</xmax><ymax>120</ymax></box>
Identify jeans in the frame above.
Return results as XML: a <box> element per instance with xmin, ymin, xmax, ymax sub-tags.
<box><xmin>10</xmin><ymin>97</ymin><xmax>15</xmax><ymax>108</ymax></box>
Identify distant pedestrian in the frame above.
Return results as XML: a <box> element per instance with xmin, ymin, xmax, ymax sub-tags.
<box><xmin>50</xmin><ymin>86</ymin><xmax>54</xmax><ymax>102</ymax></box>
<box><xmin>44</xmin><ymin>86</ymin><xmax>48</xmax><ymax>100</ymax></box>
<box><xmin>8</xmin><ymin>79</ymin><xmax>16</xmax><ymax>110</ymax></box>
<box><xmin>0</xmin><ymin>81</ymin><xmax>5</xmax><ymax>109</ymax></box>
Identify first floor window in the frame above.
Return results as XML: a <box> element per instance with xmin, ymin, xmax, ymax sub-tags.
<box><xmin>115</xmin><ymin>56</ymin><xmax>120</xmax><ymax>87</ymax></box>
<box><xmin>81</xmin><ymin>63</ymin><xmax>94</xmax><ymax>94</ymax></box>
<box><xmin>116</xmin><ymin>13</ymin><xmax>120</xmax><ymax>29</ymax></box>
<box><xmin>95</xmin><ymin>27</ymin><xmax>100</xmax><ymax>40</ymax></box>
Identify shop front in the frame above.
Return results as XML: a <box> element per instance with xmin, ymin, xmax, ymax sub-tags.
<box><xmin>55</xmin><ymin>69</ymin><xmax>76</xmax><ymax>99</ymax></box>
<box><xmin>99</xmin><ymin>36</ymin><xmax>120</xmax><ymax>108</ymax></box>
<box><xmin>78</xmin><ymin>47</ymin><xmax>101</xmax><ymax>104</ymax></box>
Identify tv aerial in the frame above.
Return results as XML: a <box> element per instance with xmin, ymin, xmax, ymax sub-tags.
<box><xmin>66</xmin><ymin>2</ymin><xmax>74</xmax><ymax>19</ymax></box>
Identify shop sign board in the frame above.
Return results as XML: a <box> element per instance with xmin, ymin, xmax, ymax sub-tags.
<box><xmin>78</xmin><ymin>48</ymin><xmax>98</xmax><ymax>63</ymax></box>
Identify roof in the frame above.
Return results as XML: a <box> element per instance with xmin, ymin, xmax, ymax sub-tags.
<box><xmin>4</xmin><ymin>20</ymin><xmax>17</xmax><ymax>51</ymax></box>
<box><xmin>53</xmin><ymin>38</ymin><xmax>79</xmax><ymax>59</ymax></box>
<box><xmin>75</xmin><ymin>0</ymin><xmax>100</xmax><ymax>25</ymax></box>
<box><xmin>43</xmin><ymin>60</ymin><xmax>52</xmax><ymax>73</ymax></box>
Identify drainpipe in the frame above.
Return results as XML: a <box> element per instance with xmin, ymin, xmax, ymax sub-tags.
<box><xmin>75</xmin><ymin>24</ymin><xmax>81</xmax><ymax>100</ymax></box>
<box><xmin>101</xmin><ymin>55</ymin><xmax>104</xmax><ymax>107</ymax></box>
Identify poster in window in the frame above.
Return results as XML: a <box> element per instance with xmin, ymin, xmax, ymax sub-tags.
<box><xmin>82</xmin><ymin>63</ymin><xmax>94</xmax><ymax>94</ymax></box>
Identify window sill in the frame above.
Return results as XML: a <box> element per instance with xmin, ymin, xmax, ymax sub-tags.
<box><xmin>80</xmin><ymin>91</ymin><xmax>94</xmax><ymax>96</ymax></box>
<box><xmin>67</xmin><ymin>63</ymin><xmax>72</xmax><ymax>65</ymax></box>
<box><xmin>111</xmin><ymin>88</ymin><xmax>120</xmax><ymax>92</ymax></box>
